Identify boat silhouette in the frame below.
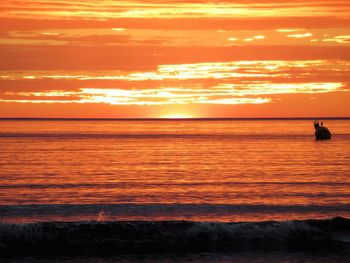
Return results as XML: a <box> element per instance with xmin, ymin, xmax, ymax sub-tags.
<box><xmin>314</xmin><ymin>121</ymin><xmax>331</xmax><ymax>140</ymax></box>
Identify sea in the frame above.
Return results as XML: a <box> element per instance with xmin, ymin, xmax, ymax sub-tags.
<box><xmin>0</xmin><ymin>118</ymin><xmax>349</xmax><ymax>262</ymax></box>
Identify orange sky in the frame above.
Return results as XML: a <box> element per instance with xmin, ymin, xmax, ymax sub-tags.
<box><xmin>0</xmin><ymin>0</ymin><xmax>349</xmax><ymax>118</ymax></box>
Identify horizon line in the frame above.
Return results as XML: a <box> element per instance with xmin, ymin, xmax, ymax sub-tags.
<box><xmin>0</xmin><ymin>117</ymin><xmax>349</xmax><ymax>121</ymax></box>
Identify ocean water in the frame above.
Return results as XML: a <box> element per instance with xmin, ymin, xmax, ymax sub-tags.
<box><xmin>0</xmin><ymin>119</ymin><xmax>349</xmax><ymax>223</ymax></box>
<box><xmin>0</xmin><ymin>119</ymin><xmax>349</xmax><ymax>262</ymax></box>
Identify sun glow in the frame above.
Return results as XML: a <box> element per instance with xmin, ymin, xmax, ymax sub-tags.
<box><xmin>161</xmin><ymin>113</ymin><xmax>193</xmax><ymax>119</ymax></box>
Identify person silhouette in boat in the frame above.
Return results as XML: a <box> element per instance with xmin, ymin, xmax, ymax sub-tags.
<box><xmin>314</xmin><ymin>120</ymin><xmax>320</xmax><ymax>129</ymax></box>
<box><xmin>314</xmin><ymin>120</ymin><xmax>331</xmax><ymax>140</ymax></box>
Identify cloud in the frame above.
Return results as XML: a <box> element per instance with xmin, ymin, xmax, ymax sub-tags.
<box><xmin>322</xmin><ymin>35</ymin><xmax>350</xmax><ymax>44</ymax></box>
<box><xmin>6</xmin><ymin>26</ymin><xmax>350</xmax><ymax>49</ymax></box>
<box><xmin>1</xmin><ymin>81</ymin><xmax>344</xmax><ymax>106</ymax></box>
<box><xmin>2</xmin><ymin>60</ymin><xmax>349</xmax><ymax>82</ymax></box>
<box><xmin>276</xmin><ymin>28</ymin><xmax>306</xmax><ymax>32</ymax></box>
<box><xmin>287</xmin><ymin>32</ymin><xmax>313</xmax><ymax>38</ymax></box>
<box><xmin>2</xmin><ymin>43</ymin><xmax>350</xmax><ymax>72</ymax></box>
<box><xmin>1</xmin><ymin>87</ymin><xmax>269</xmax><ymax>105</ymax></box>
<box><xmin>1</xmin><ymin>17</ymin><xmax>349</xmax><ymax>33</ymax></box>
<box><xmin>1</xmin><ymin>59</ymin><xmax>347</xmax><ymax>106</ymax></box>
<box><xmin>1</xmin><ymin>0</ymin><xmax>349</xmax><ymax>20</ymax></box>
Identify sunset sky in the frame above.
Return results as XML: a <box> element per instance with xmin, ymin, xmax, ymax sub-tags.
<box><xmin>0</xmin><ymin>0</ymin><xmax>349</xmax><ymax>118</ymax></box>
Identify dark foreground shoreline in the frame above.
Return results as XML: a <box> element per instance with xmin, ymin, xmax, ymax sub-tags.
<box><xmin>1</xmin><ymin>217</ymin><xmax>349</xmax><ymax>257</ymax></box>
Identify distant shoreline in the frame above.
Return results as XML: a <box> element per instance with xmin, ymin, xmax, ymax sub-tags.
<box><xmin>1</xmin><ymin>117</ymin><xmax>350</xmax><ymax>121</ymax></box>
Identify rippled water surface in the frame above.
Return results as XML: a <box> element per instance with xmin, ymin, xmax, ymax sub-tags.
<box><xmin>0</xmin><ymin>119</ymin><xmax>349</xmax><ymax>222</ymax></box>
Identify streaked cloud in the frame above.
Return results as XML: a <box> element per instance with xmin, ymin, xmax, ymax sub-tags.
<box><xmin>2</xmin><ymin>26</ymin><xmax>349</xmax><ymax>48</ymax></box>
<box><xmin>2</xmin><ymin>60</ymin><xmax>349</xmax><ymax>82</ymax></box>
<box><xmin>2</xmin><ymin>87</ymin><xmax>270</xmax><ymax>105</ymax></box>
<box><xmin>322</xmin><ymin>35</ymin><xmax>350</xmax><ymax>44</ymax></box>
<box><xmin>254</xmin><ymin>35</ymin><xmax>265</xmax><ymax>39</ymax></box>
<box><xmin>111</xmin><ymin>28</ymin><xmax>126</xmax><ymax>32</ymax></box>
<box><xmin>1</xmin><ymin>82</ymin><xmax>343</xmax><ymax>106</ymax></box>
<box><xmin>0</xmin><ymin>60</ymin><xmax>347</xmax><ymax>106</ymax></box>
<box><xmin>1</xmin><ymin>1</ymin><xmax>349</xmax><ymax>20</ymax></box>
<box><xmin>276</xmin><ymin>28</ymin><xmax>306</xmax><ymax>33</ymax></box>
<box><xmin>287</xmin><ymin>32</ymin><xmax>313</xmax><ymax>38</ymax></box>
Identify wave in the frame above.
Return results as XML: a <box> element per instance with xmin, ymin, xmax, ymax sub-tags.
<box><xmin>1</xmin><ymin>204</ymin><xmax>350</xmax><ymax>217</ymax></box>
<box><xmin>2</xmin><ymin>133</ymin><xmax>350</xmax><ymax>143</ymax></box>
<box><xmin>1</xmin><ymin>181</ymin><xmax>349</xmax><ymax>189</ymax></box>
<box><xmin>0</xmin><ymin>217</ymin><xmax>349</xmax><ymax>256</ymax></box>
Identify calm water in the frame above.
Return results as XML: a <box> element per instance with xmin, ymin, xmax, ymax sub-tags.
<box><xmin>0</xmin><ymin>119</ymin><xmax>349</xmax><ymax>223</ymax></box>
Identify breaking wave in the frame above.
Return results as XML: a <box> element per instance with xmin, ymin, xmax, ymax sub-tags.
<box><xmin>0</xmin><ymin>217</ymin><xmax>349</xmax><ymax>256</ymax></box>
